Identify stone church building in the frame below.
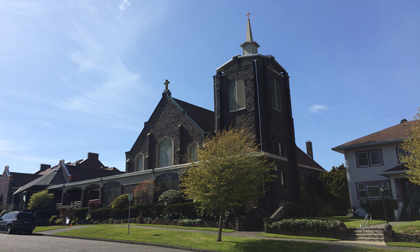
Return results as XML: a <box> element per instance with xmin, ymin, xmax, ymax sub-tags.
<box><xmin>125</xmin><ymin>17</ymin><xmax>325</xmax><ymax>214</ymax></box>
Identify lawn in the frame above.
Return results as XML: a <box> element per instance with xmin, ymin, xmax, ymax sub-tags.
<box><xmin>392</xmin><ymin>220</ymin><xmax>420</xmax><ymax>234</ymax></box>
<box><xmin>34</xmin><ymin>226</ymin><xmax>71</xmax><ymax>232</ymax></box>
<box><xmin>54</xmin><ymin>224</ymin><xmax>326</xmax><ymax>252</ymax></box>
<box><xmin>129</xmin><ymin>223</ymin><xmax>235</xmax><ymax>233</ymax></box>
<box><xmin>292</xmin><ymin>216</ymin><xmax>386</xmax><ymax>229</ymax></box>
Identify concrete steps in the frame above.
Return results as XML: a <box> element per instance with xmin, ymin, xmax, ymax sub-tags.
<box><xmin>345</xmin><ymin>228</ymin><xmax>384</xmax><ymax>242</ymax></box>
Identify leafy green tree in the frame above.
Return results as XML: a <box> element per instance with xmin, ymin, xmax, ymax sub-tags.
<box><xmin>319</xmin><ymin>164</ymin><xmax>350</xmax><ymax>213</ymax></box>
<box><xmin>180</xmin><ymin>127</ymin><xmax>273</xmax><ymax>242</ymax></box>
<box><xmin>27</xmin><ymin>190</ymin><xmax>54</xmax><ymax>211</ymax></box>
<box><xmin>401</xmin><ymin>107</ymin><xmax>420</xmax><ymax>185</ymax></box>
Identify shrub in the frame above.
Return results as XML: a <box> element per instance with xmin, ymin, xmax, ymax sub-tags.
<box><xmin>90</xmin><ymin>207</ymin><xmax>112</xmax><ymax>220</ymax></box>
<box><xmin>133</xmin><ymin>180</ymin><xmax>157</xmax><ymax>204</ymax></box>
<box><xmin>49</xmin><ymin>215</ymin><xmax>59</xmax><ymax>225</ymax></box>
<box><xmin>360</xmin><ymin>199</ymin><xmax>398</xmax><ymax>219</ymax></box>
<box><xmin>73</xmin><ymin>207</ymin><xmax>89</xmax><ymax>219</ymax></box>
<box><xmin>267</xmin><ymin>219</ymin><xmax>340</xmax><ymax>237</ymax></box>
<box><xmin>179</xmin><ymin>219</ymin><xmax>202</xmax><ymax>226</ymax></box>
<box><xmin>55</xmin><ymin>218</ymin><xmax>63</xmax><ymax>225</ymax></box>
<box><xmin>136</xmin><ymin>203</ymin><xmax>164</xmax><ymax>218</ymax></box>
<box><xmin>287</xmin><ymin>203</ymin><xmax>313</xmax><ymax>217</ymax></box>
<box><xmin>110</xmin><ymin>194</ymin><xmax>129</xmax><ymax>209</ymax></box>
<box><xmin>109</xmin><ymin>209</ymin><xmax>126</xmax><ymax>219</ymax></box>
<box><xmin>88</xmin><ymin>200</ymin><xmax>103</xmax><ymax>213</ymax></box>
<box><xmin>158</xmin><ymin>190</ymin><xmax>184</xmax><ymax>205</ymax></box>
<box><xmin>27</xmin><ymin>190</ymin><xmax>54</xmax><ymax>211</ymax></box>
<box><xmin>162</xmin><ymin>202</ymin><xmax>198</xmax><ymax>219</ymax></box>
<box><xmin>34</xmin><ymin>209</ymin><xmax>59</xmax><ymax>219</ymax></box>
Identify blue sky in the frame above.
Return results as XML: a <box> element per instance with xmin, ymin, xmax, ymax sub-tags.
<box><xmin>1</xmin><ymin>0</ymin><xmax>419</xmax><ymax>174</ymax></box>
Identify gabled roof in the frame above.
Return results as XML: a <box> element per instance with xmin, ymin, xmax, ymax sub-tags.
<box><xmin>332</xmin><ymin>120</ymin><xmax>417</xmax><ymax>153</ymax></box>
<box><xmin>296</xmin><ymin>147</ymin><xmax>326</xmax><ymax>172</ymax></box>
<box><xmin>9</xmin><ymin>172</ymin><xmax>41</xmax><ymax>188</ymax></box>
<box><xmin>14</xmin><ymin>167</ymin><xmax>68</xmax><ymax>195</ymax></box>
<box><xmin>172</xmin><ymin>98</ymin><xmax>214</xmax><ymax>133</ymax></box>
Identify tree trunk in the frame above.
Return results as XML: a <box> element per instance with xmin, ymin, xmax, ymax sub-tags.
<box><xmin>217</xmin><ymin>208</ymin><xmax>223</xmax><ymax>242</ymax></box>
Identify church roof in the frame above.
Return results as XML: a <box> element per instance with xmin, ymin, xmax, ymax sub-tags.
<box><xmin>172</xmin><ymin>98</ymin><xmax>214</xmax><ymax>133</ymax></box>
<box><xmin>332</xmin><ymin>120</ymin><xmax>417</xmax><ymax>153</ymax></box>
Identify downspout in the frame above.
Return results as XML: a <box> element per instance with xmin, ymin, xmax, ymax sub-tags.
<box><xmin>254</xmin><ymin>60</ymin><xmax>263</xmax><ymax>150</ymax></box>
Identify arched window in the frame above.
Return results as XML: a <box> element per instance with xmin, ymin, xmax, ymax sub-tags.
<box><xmin>158</xmin><ymin>138</ymin><xmax>173</xmax><ymax>167</ymax></box>
<box><xmin>134</xmin><ymin>153</ymin><xmax>144</xmax><ymax>172</ymax></box>
<box><xmin>188</xmin><ymin>142</ymin><xmax>199</xmax><ymax>162</ymax></box>
<box><xmin>271</xmin><ymin>78</ymin><xmax>282</xmax><ymax>111</ymax></box>
<box><xmin>229</xmin><ymin>78</ymin><xmax>245</xmax><ymax>112</ymax></box>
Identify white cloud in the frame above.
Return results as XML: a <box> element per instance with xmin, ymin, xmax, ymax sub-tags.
<box><xmin>309</xmin><ymin>104</ymin><xmax>329</xmax><ymax>114</ymax></box>
<box><xmin>119</xmin><ymin>0</ymin><xmax>131</xmax><ymax>10</ymax></box>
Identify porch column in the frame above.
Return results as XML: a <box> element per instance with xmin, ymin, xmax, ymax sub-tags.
<box><xmin>61</xmin><ymin>184</ymin><xmax>65</xmax><ymax>206</ymax></box>
<box><xmin>80</xmin><ymin>189</ymin><xmax>85</xmax><ymax>207</ymax></box>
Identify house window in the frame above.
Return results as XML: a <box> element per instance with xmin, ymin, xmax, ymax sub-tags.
<box><xmin>158</xmin><ymin>138</ymin><xmax>173</xmax><ymax>168</ymax></box>
<box><xmin>397</xmin><ymin>146</ymin><xmax>410</xmax><ymax>163</ymax></box>
<box><xmin>356</xmin><ymin>149</ymin><xmax>383</xmax><ymax>167</ymax></box>
<box><xmin>356</xmin><ymin>181</ymin><xmax>391</xmax><ymax>199</ymax></box>
<box><xmin>357</xmin><ymin>183</ymin><xmax>366</xmax><ymax>198</ymax></box>
<box><xmin>271</xmin><ymin>78</ymin><xmax>282</xmax><ymax>111</ymax></box>
<box><xmin>134</xmin><ymin>153</ymin><xmax>144</xmax><ymax>172</ymax></box>
<box><xmin>229</xmin><ymin>78</ymin><xmax>245</xmax><ymax>112</ymax></box>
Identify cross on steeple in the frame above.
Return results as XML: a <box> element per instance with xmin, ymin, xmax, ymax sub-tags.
<box><xmin>164</xmin><ymin>79</ymin><xmax>170</xmax><ymax>92</ymax></box>
<box><xmin>246</xmin><ymin>12</ymin><xmax>251</xmax><ymax>20</ymax></box>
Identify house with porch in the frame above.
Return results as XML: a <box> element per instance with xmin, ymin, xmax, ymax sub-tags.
<box><xmin>332</xmin><ymin>119</ymin><xmax>420</xmax><ymax>220</ymax></box>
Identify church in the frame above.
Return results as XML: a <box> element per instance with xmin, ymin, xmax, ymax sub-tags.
<box><xmin>125</xmin><ymin>17</ymin><xmax>325</xmax><ymax>215</ymax></box>
<box><xmin>4</xmin><ymin>17</ymin><xmax>325</xmax><ymax>226</ymax></box>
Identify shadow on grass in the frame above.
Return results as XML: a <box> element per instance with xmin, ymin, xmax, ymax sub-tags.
<box><xmin>224</xmin><ymin>238</ymin><xmax>326</xmax><ymax>252</ymax></box>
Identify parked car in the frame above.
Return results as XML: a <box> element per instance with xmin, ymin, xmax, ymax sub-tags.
<box><xmin>0</xmin><ymin>211</ymin><xmax>36</xmax><ymax>234</ymax></box>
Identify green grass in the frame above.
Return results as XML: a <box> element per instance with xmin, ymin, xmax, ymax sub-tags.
<box><xmin>392</xmin><ymin>220</ymin><xmax>420</xmax><ymax>234</ymax></box>
<box><xmin>387</xmin><ymin>242</ymin><xmax>420</xmax><ymax>248</ymax></box>
<box><xmin>258</xmin><ymin>232</ymin><xmax>340</xmax><ymax>241</ymax></box>
<box><xmin>292</xmin><ymin>216</ymin><xmax>386</xmax><ymax>229</ymax></box>
<box><xmin>343</xmin><ymin>248</ymin><xmax>409</xmax><ymax>252</ymax></box>
<box><xmin>55</xmin><ymin>224</ymin><xmax>326</xmax><ymax>252</ymax></box>
<box><xmin>128</xmin><ymin>223</ymin><xmax>235</xmax><ymax>233</ymax></box>
<box><xmin>34</xmin><ymin>226</ymin><xmax>71</xmax><ymax>232</ymax></box>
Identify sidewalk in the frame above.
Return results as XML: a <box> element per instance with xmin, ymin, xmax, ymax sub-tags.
<box><xmin>37</xmin><ymin>224</ymin><xmax>420</xmax><ymax>252</ymax></box>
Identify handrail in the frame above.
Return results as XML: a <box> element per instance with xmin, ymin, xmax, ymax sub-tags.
<box><xmin>407</xmin><ymin>196</ymin><xmax>414</xmax><ymax>219</ymax></box>
<box><xmin>360</xmin><ymin>213</ymin><xmax>372</xmax><ymax>234</ymax></box>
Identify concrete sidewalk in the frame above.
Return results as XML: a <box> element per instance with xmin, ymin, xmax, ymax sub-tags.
<box><xmin>37</xmin><ymin>224</ymin><xmax>420</xmax><ymax>251</ymax></box>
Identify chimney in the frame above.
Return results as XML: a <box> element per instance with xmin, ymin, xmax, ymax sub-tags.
<box><xmin>40</xmin><ymin>164</ymin><xmax>51</xmax><ymax>172</ymax></box>
<box><xmin>88</xmin><ymin>152</ymin><xmax>99</xmax><ymax>160</ymax></box>
<box><xmin>306</xmin><ymin>141</ymin><xmax>313</xmax><ymax>159</ymax></box>
<box><xmin>401</xmin><ymin>118</ymin><xmax>408</xmax><ymax>123</ymax></box>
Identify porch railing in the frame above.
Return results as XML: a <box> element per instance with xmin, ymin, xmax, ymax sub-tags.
<box><xmin>56</xmin><ymin>201</ymin><xmax>82</xmax><ymax>210</ymax></box>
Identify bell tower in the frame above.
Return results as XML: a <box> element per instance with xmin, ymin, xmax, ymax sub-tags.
<box><xmin>213</xmin><ymin>14</ymin><xmax>300</xmax><ymax>204</ymax></box>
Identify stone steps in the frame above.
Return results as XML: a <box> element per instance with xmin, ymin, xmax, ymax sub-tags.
<box><xmin>345</xmin><ymin>228</ymin><xmax>384</xmax><ymax>242</ymax></box>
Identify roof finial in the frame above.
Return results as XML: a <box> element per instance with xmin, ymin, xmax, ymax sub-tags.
<box><xmin>240</xmin><ymin>13</ymin><xmax>260</xmax><ymax>55</ymax></box>
<box><xmin>164</xmin><ymin>79</ymin><xmax>170</xmax><ymax>92</ymax></box>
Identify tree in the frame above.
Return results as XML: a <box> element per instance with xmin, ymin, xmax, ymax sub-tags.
<box><xmin>400</xmin><ymin>107</ymin><xmax>420</xmax><ymax>185</ymax></box>
<box><xmin>133</xmin><ymin>179</ymin><xmax>157</xmax><ymax>204</ymax></box>
<box><xmin>319</xmin><ymin>164</ymin><xmax>350</xmax><ymax>213</ymax></box>
<box><xmin>27</xmin><ymin>190</ymin><xmax>54</xmax><ymax>211</ymax></box>
<box><xmin>180</xmin><ymin>127</ymin><xmax>273</xmax><ymax>242</ymax></box>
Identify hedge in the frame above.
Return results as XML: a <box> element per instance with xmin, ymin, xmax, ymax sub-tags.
<box><xmin>109</xmin><ymin>206</ymin><xmax>139</xmax><ymax>219</ymax></box>
<box><xmin>90</xmin><ymin>207</ymin><xmax>112</xmax><ymax>220</ymax></box>
<box><xmin>73</xmin><ymin>207</ymin><xmax>89</xmax><ymax>219</ymax></box>
<box><xmin>161</xmin><ymin>202</ymin><xmax>198</xmax><ymax>220</ymax></box>
<box><xmin>267</xmin><ymin>219</ymin><xmax>343</xmax><ymax>238</ymax></box>
<box><xmin>34</xmin><ymin>209</ymin><xmax>59</xmax><ymax>219</ymax></box>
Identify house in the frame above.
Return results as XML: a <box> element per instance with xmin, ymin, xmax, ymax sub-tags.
<box><xmin>332</xmin><ymin>119</ymin><xmax>420</xmax><ymax>220</ymax></box>
<box><xmin>9</xmin><ymin>152</ymin><xmax>122</xmax><ymax>211</ymax></box>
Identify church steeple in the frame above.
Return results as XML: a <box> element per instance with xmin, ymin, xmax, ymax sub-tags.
<box><xmin>240</xmin><ymin>12</ymin><xmax>260</xmax><ymax>55</ymax></box>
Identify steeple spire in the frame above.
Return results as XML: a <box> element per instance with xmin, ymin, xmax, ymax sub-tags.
<box><xmin>240</xmin><ymin>12</ymin><xmax>260</xmax><ymax>55</ymax></box>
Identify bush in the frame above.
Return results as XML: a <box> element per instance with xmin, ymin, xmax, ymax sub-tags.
<box><xmin>109</xmin><ymin>209</ymin><xmax>126</xmax><ymax>219</ymax></box>
<box><xmin>90</xmin><ymin>207</ymin><xmax>112</xmax><ymax>220</ymax></box>
<box><xmin>73</xmin><ymin>207</ymin><xmax>89</xmax><ymax>219</ymax></box>
<box><xmin>360</xmin><ymin>199</ymin><xmax>398</xmax><ymax>219</ymax></box>
<box><xmin>88</xmin><ymin>200</ymin><xmax>103</xmax><ymax>213</ymax></box>
<box><xmin>49</xmin><ymin>215</ymin><xmax>59</xmax><ymax>225</ymax></box>
<box><xmin>136</xmin><ymin>203</ymin><xmax>164</xmax><ymax>218</ymax></box>
<box><xmin>267</xmin><ymin>219</ymin><xmax>341</xmax><ymax>237</ymax></box>
<box><xmin>110</xmin><ymin>194</ymin><xmax>129</xmax><ymax>210</ymax></box>
<box><xmin>27</xmin><ymin>190</ymin><xmax>54</xmax><ymax>211</ymax></box>
<box><xmin>287</xmin><ymin>203</ymin><xmax>313</xmax><ymax>217</ymax></box>
<box><xmin>34</xmin><ymin>209</ymin><xmax>58</xmax><ymax>219</ymax></box>
<box><xmin>158</xmin><ymin>190</ymin><xmax>184</xmax><ymax>205</ymax></box>
<box><xmin>162</xmin><ymin>202</ymin><xmax>199</xmax><ymax>219</ymax></box>
<box><xmin>55</xmin><ymin>218</ymin><xmax>63</xmax><ymax>225</ymax></box>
